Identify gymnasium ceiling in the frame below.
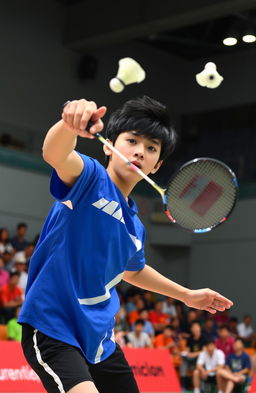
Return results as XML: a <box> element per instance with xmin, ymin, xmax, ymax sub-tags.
<box><xmin>56</xmin><ymin>0</ymin><xmax>256</xmax><ymax>59</ymax></box>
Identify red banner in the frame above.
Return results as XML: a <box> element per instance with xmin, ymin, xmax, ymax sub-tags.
<box><xmin>0</xmin><ymin>341</ymin><xmax>44</xmax><ymax>392</ymax></box>
<box><xmin>123</xmin><ymin>348</ymin><xmax>181</xmax><ymax>392</ymax></box>
<box><xmin>0</xmin><ymin>342</ymin><xmax>181</xmax><ymax>393</ymax></box>
<box><xmin>249</xmin><ymin>374</ymin><xmax>256</xmax><ymax>393</ymax></box>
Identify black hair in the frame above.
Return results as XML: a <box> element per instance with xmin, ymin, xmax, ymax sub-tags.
<box><xmin>105</xmin><ymin>96</ymin><xmax>176</xmax><ymax>165</ymax></box>
<box><xmin>218</xmin><ymin>324</ymin><xmax>230</xmax><ymax>331</ymax></box>
<box><xmin>10</xmin><ymin>271</ymin><xmax>20</xmax><ymax>278</ymax></box>
<box><xmin>164</xmin><ymin>324</ymin><xmax>174</xmax><ymax>331</ymax></box>
<box><xmin>134</xmin><ymin>319</ymin><xmax>145</xmax><ymax>326</ymax></box>
<box><xmin>205</xmin><ymin>339</ymin><xmax>215</xmax><ymax>346</ymax></box>
<box><xmin>17</xmin><ymin>222</ymin><xmax>27</xmax><ymax>229</ymax></box>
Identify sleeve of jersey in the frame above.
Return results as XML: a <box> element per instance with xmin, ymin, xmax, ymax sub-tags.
<box><xmin>125</xmin><ymin>228</ymin><xmax>146</xmax><ymax>271</ymax></box>
<box><xmin>50</xmin><ymin>153</ymin><xmax>99</xmax><ymax>207</ymax></box>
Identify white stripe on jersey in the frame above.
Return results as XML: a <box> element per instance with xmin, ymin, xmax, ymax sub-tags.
<box><xmin>78</xmin><ymin>272</ymin><xmax>123</xmax><ymax>305</ymax></box>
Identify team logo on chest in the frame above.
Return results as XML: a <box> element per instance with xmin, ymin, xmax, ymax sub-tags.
<box><xmin>92</xmin><ymin>198</ymin><xmax>142</xmax><ymax>251</ymax></box>
<box><xmin>92</xmin><ymin>198</ymin><xmax>125</xmax><ymax>224</ymax></box>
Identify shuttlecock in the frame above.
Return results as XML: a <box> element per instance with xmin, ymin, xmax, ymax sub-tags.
<box><xmin>196</xmin><ymin>62</ymin><xmax>224</xmax><ymax>89</ymax></box>
<box><xmin>109</xmin><ymin>57</ymin><xmax>146</xmax><ymax>93</ymax></box>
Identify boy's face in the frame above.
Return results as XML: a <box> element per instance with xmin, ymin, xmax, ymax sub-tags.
<box><xmin>105</xmin><ymin>131</ymin><xmax>162</xmax><ymax>180</ymax></box>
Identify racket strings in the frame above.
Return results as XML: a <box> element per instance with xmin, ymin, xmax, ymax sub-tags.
<box><xmin>166</xmin><ymin>160</ymin><xmax>237</xmax><ymax>231</ymax></box>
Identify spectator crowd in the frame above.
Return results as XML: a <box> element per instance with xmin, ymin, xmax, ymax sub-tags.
<box><xmin>115</xmin><ymin>285</ymin><xmax>256</xmax><ymax>393</ymax></box>
<box><xmin>0</xmin><ymin>223</ymin><xmax>255</xmax><ymax>393</ymax></box>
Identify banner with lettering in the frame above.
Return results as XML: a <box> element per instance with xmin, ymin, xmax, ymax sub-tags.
<box><xmin>123</xmin><ymin>347</ymin><xmax>181</xmax><ymax>392</ymax></box>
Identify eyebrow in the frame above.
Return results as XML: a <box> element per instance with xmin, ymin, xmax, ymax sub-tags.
<box><xmin>128</xmin><ymin>131</ymin><xmax>161</xmax><ymax>146</ymax></box>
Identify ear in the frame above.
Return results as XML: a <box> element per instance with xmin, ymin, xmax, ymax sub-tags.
<box><xmin>103</xmin><ymin>139</ymin><xmax>113</xmax><ymax>157</ymax></box>
<box><xmin>150</xmin><ymin>160</ymin><xmax>163</xmax><ymax>174</ymax></box>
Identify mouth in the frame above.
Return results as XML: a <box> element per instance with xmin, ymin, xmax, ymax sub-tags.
<box><xmin>131</xmin><ymin>161</ymin><xmax>142</xmax><ymax>169</ymax></box>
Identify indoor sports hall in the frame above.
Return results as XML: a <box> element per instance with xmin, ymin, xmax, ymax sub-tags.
<box><xmin>0</xmin><ymin>1</ymin><xmax>255</xmax><ymax>393</ymax></box>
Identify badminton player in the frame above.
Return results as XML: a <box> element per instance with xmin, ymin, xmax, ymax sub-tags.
<box><xmin>19</xmin><ymin>97</ymin><xmax>233</xmax><ymax>393</ymax></box>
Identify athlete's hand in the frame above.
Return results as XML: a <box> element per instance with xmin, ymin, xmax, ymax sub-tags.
<box><xmin>183</xmin><ymin>288</ymin><xmax>233</xmax><ymax>314</ymax></box>
<box><xmin>62</xmin><ymin>99</ymin><xmax>107</xmax><ymax>138</ymax></box>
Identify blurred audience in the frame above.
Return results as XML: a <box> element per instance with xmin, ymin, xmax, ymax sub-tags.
<box><xmin>193</xmin><ymin>339</ymin><xmax>225</xmax><ymax>393</ymax></box>
<box><xmin>0</xmin><ymin>256</ymin><xmax>9</xmax><ymax>288</ymax></box>
<box><xmin>7</xmin><ymin>306</ymin><xmax>22</xmax><ymax>341</ymax></box>
<box><xmin>180</xmin><ymin>322</ymin><xmax>207</xmax><ymax>389</ymax></box>
<box><xmin>131</xmin><ymin>308</ymin><xmax>154</xmax><ymax>337</ymax></box>
<box><xmin>127</xmin><ymin>319</ymin><xmax>152</xmax><ymax>348</ymax></box>
<box><xmin>215</xmin><ymin>325</ymin><xmax>235</xmax><ymax>358</ymax></box>
<box><xmin>0</xmin><ymin>272</ymin><xmax>23</xmax><ymax>323</ymax></box>
<box><xmin>162</xmin><ymin>297</ymin><xmax>177</xmax><ymax>317</ymax></box>
<box><xmin>217</xmin><ymin>338</ymin><xmax>251</xmax><ymax>393</ymax></box>
<box><xmin>11</xmin><ymin>222</ymin><xmax>29</xmax><ymax>251</ymax></box>
<box><xmin>237</xmin><ymin>315</ymin><xmax>255</xmax><ymax>346</ymax></box>
<box><xmin>148</xmin><ymin>300</ymin><xmax>169</xmax><ymax>334</ymax></box>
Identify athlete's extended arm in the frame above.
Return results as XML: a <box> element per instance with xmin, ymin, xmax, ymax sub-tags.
<box><xmin>123</xmin><ymin>264</ymin><xmax>233</xmax><ymax>314</ymax></box>
<box><xmin>42</xmin><ymin>99</ymin><xmax>106</xmax><ymax>186</ymax></box>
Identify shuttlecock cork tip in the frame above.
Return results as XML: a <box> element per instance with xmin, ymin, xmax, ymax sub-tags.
<box><xmin>109</xmin><ymin>78</ymin><xmax>124</xmax><ymax>93</ymax></box>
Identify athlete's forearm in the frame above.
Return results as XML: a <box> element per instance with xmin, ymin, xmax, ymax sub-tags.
<box><xmin>123</xmin><ymin>264</ymin><xmax>188</xmax><ymax>302</ymax></box>
<box><xmin>42</xmin><ymin>120</ymin><xmax>77</xmax><ymax>166</ymax></box>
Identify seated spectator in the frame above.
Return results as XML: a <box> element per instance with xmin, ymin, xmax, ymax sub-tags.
<box><xmin>115</xmin><ymin>306</ymin><xmax>130</xmax><ymax>333</ymax></box>
<box><xmin>171</xmin><ymin>316</ymin><xmax>182</xmax><ymax>339</ymax></box>
<box><xmin>127</xmin><ymin>319</ymin><xmax>152</xmax><ymax>348</ymax></box>
<box><xmin>12</xmin><ymin>252</ymin><xmax>28</xmax><ymax>292</ymax></box>
<box><xmin>0</xmin><ymin>256</ymin><xmax>9</xmax><ymax>288</ymax></box>
<box><xmin>132</xmin><ymin>308</ymin><xmax>154</xmax><ymax>337</ymax></box>
<box><xmin>7</xmin><ymin>306</ymin><xmax>22</xmax><ymax>341</ymax></box>
<box><xmin>237</xmin><ymin>315</ymin><xmax>255</xmax><ymax>346</ymax></box>
<box><xmin>0</xmin><ymin>228</ymin><xmax>15</xmax><ymax>266</ymax></box>
<box><xmin>180</xmin><ymin>321</ymin><xmax>208</xmax><ymax>389</ymax></box>
<box><xmin>153</xmin><ymin>325</ymin><xmax>176</xmax><ymax>352</ymax></box>
<box><xmin>193</xmin><ymin>340</ymin><xmax>225</xmax><ymax>393</ymax></box>
<box><xmin>128</xmin><ymin>297</ymin><xmax>145</xmax><ymax>325</ymax></box>
<box><xmin>229</xmin><ymin>317</ymin><xmax>239</xmax><ymax>338</ymax></box>
<box><xmin>124</xmin><ymin>287</ymin><xmax>142</xmax><ymax>313</ymax></box>
<box><xmin>0</xmin><ymin>272</ymin><xmax>23</xmax><ymax>322</ymax></box>
<box><xmin>203</xmin><ymin>317</ymin><xmax>218</xmax><ymax>341</ymax></box>
<box><xmin>181</xmin><ymin>309</ymin><xmax>199</xmax><ymax>338</ymax></box>
<box><xmin>154</xmin><ymin>325</ymin><xmax>182</xmax><ymax>368</ymax></box>
<box><xmin>114</xmin><ymin>330</ymin><xmax>132</xmax><ymax>348</ymax></box>
<box><xmin>162</xmin><ymin>297</ymin><xmax>177</xmax><ymax>317</ymax></box>
<box><xmin>142</xmin><ymin>290</ymin><xmax>155</xmax><ymax>311</ymax></box>
<box><xmin>217</xmin><ymin>338</ymin><xmax>251</xmax><ymax>393</ymax></box>
<box><xmin>11</xmin><ymin>223</ymin><xmax>29</xmax><ymax>252</ymax></box>
<box><xmin>216</xmin><ymin>325</ymin><xmax>235</xmax><ymax>358</ymax></box>
<box><xmin>148</xmin><ymin>300</ymin><xmax>170</xmax><ymax>335</ymax></box>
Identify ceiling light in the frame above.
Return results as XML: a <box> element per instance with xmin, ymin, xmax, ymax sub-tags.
<box><xmin>242</xmin><ymin>34</ymin><xmax>256</xmax><ymax>43</ymax></box>
<box><xmin>223</xmin><ymin>37</ymin><xmax>238</xmax><ymax>46</ymax></box>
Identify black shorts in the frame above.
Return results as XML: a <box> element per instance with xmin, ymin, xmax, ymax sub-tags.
<box><xmin>21</xmin><ymin>324</ymin><xmax>139</xmax><ymax>393</ymax></box>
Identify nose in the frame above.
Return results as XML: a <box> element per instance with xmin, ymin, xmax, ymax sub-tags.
<box><xmin>133</xmin><ymin>142</ymin><xmax>144</xmax><ymax>160</ymax></box>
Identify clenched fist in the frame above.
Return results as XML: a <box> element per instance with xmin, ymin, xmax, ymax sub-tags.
<box><xmin>62</xmin><ymin>99</ymin><xmax>107</xmax><ymax>138</ymax></box>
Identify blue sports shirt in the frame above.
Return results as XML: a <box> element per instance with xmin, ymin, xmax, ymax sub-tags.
<box><xmin>18</xmin><ymin>153</ymin><xmax>146</xmax><ymax>363</ymax></box>
<box><xmin>226</xmin><ymin>352</ymin><xmax>251</xmax><ymax>372</ymax></box>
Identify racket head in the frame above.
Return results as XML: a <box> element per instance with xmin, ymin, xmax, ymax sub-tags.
<box><xmin>165</xmin><ymin>158</ymin><xmax>238</xmax><ymax>233</ymax></box>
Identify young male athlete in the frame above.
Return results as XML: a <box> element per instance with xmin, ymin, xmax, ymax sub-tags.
<box><xmin>19</xmin><ymin>97</ymin><xmax>233</xmax><ymax>393</ymax></box>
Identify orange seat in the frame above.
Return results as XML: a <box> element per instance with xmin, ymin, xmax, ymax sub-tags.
<box><xmin>0</xmin><ymin>325</ymin><xmax>8</xmax><ymax>340</ymax></box>
<box><xmin>244</xmin><ymin>348</ymin><xmax>255</xmax><ymax>355</ymax></box>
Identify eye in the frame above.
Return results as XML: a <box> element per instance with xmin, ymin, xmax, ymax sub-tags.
<box><xmin>127</xmin><ymin>138</ymin><xmax>136</xmax><ymax>144</ymax></box>
<box><xmin>148</xmin><ymin>146</ymin><xmax>157</xmax><ymax>152</ymax></box>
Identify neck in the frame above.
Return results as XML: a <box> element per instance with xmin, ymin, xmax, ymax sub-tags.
<box><xmin>107</xmin><ymin>166</ymin><xmax>139</xmax><ymax>200</ymax></box>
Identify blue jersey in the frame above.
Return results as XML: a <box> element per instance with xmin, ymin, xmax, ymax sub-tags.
<box><xmin>226</xmin><ymin>352</ymin><xmax>251</xmax><ymax>372</ymax></box>
<box><xmin>18</xmin><ymin>153</ymin><xmax>146</xmax><ymax>363</ymax></box>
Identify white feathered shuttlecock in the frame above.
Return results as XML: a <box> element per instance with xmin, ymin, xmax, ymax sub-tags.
<box><xmin>109</xmin><ymin>57</ymin><xmax>146</xmax><ymax>93</ymax></box>
<box><xmin>196</xmin><ymin>62</ymin><xmax>224</xmax><ymax>89</ymax></box>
